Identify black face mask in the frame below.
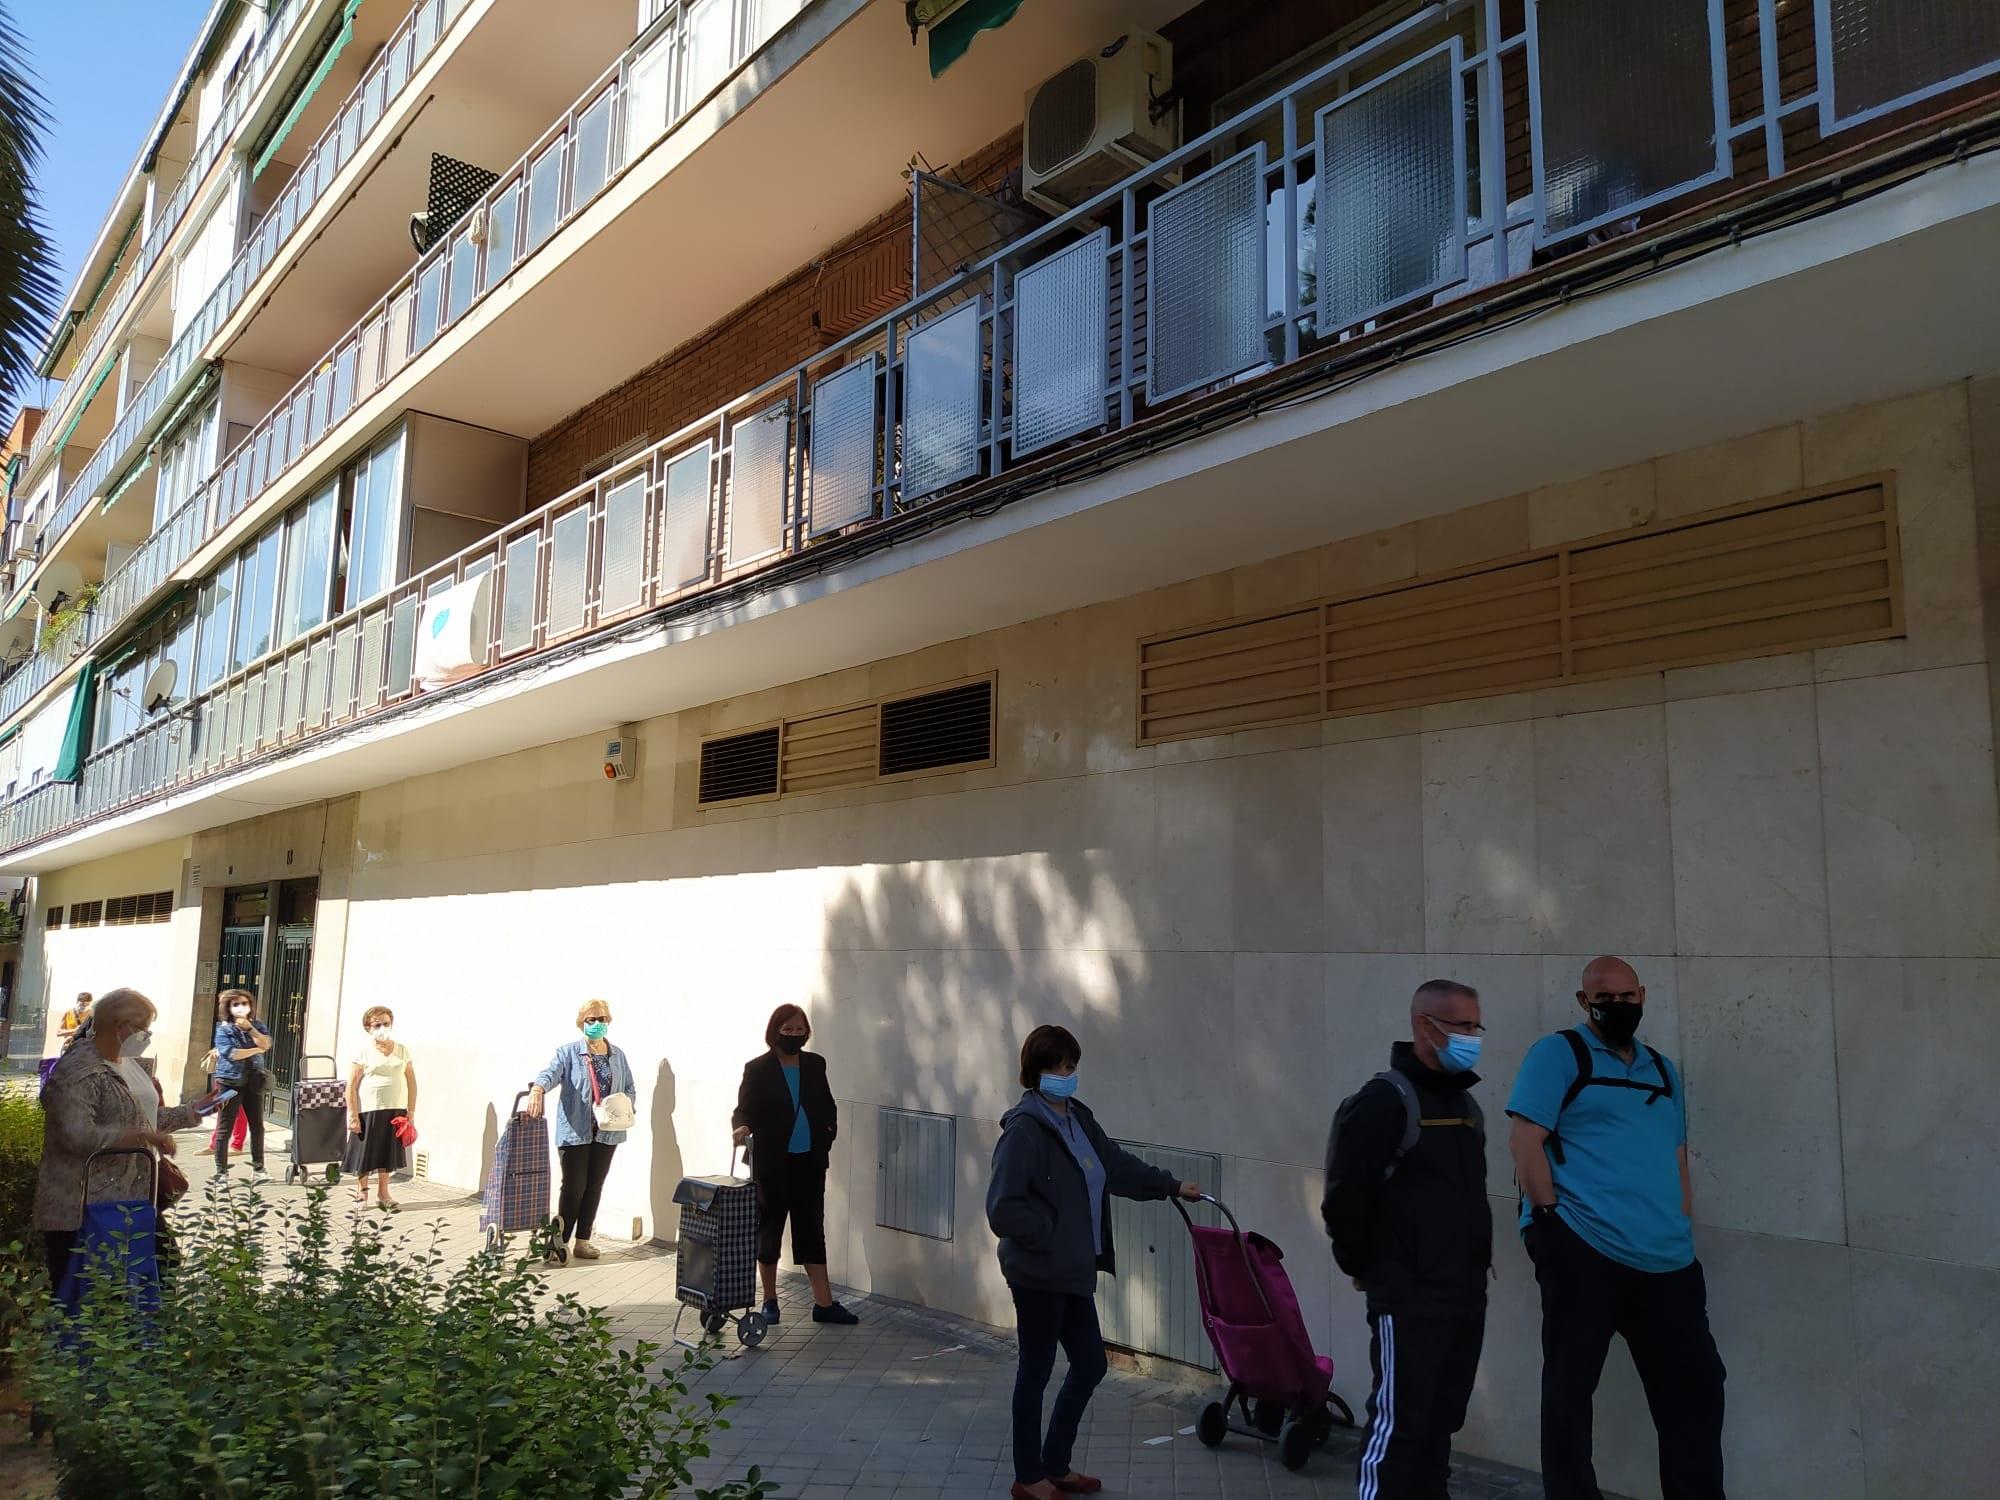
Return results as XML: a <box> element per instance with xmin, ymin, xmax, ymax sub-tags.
<box><xmin>776</xmin><ymin>1034</ymin><xmax>806</xmax><ymax>1055</ymax></box>
<box><xmin>1589</xmin><ymin>1000</ymin><xmax>1642</xmax><ymax>1046</ymax></box>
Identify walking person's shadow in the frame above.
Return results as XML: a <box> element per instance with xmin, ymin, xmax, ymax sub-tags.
<box><xmin>648</xmin><ymin>1058</ymin><xmax>685</xmax><ymax>1245</ymax></box>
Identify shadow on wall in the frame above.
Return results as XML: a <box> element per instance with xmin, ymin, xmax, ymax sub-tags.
<box><xmin>648</xmin><ymin>1057</ymin><xmax>685</xmax><ymax>1245</ymax></box>
<box><xmin>478</xmin><ymin>1102</ymin><xmax>499</xmax><ymax>1191</ymax></box>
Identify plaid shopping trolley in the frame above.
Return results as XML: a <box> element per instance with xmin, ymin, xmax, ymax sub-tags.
<box><xmin>671</xmin><ymin>1147</ymin><xmax>764</xmax><ymax>1348</ymax></box>
<box><xmin>481</xmin><ymin>1088</ymin><xmax>552</xmax><ymax>1250</ymax></box>
<box><xmin>287</xmin><ymin>1055</ymin><xmax>348</xmax><ymax>1185</ymax></box>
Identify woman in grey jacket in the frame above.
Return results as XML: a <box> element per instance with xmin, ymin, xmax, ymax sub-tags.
<box><xmin>986</xmin><ymin>1024</ymin><xmax>1201</xmax><ymax>1500</ymax></box>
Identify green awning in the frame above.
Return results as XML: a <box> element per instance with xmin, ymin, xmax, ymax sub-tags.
<box><xmin>104</xmin><ymin>454</ymin><xmax>155</xmax><ymax>511</ymax></box>
<box><xmin>926</xmin><ymin>0</ymin><xmax>1025</xmax><ymax>77</ymax></box>
<box><xmin>53</xmin><ymin>659</ymin><xmax>98</xmax><ymax>784</ymax></box>
<box><xmin>46</xmin><ymin>354</ymin><xmax>119</xmax><ymax>457</ymax></box>
<box><xmin>0</xmin><ymin>723</ymin><xmax>20</xmax><ymax>748</ymax></box>
<box><xmin>252</xmin><ymin>0</ymin><xmax>362</xmax><ymax>180</ymax></box>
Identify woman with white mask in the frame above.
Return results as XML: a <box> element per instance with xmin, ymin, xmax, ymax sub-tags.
<box><xmin>344</xmin><ymin>1006</ymin><xmax>417</xmax><ymax>1210</ymax></box>
<box><xmin>211</xmin><ymin>988</ymin><xmax>273</xmax><ymax>1178</ymax></box>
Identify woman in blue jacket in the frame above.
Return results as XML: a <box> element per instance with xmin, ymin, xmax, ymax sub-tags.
<box><xmin>211</xmin><ymin>988</ymin><xmax>273</xmax><ymax>1177</ymax></box>
<box><xmin>987</xmin><ymin>1024</ymin><xmax>1200</xmax><ymax>1500</ymax></box>
<box><xmin>524</xmin><ymin>998</ymin><xmax>637</xmax><ymax>1265</ymax></box>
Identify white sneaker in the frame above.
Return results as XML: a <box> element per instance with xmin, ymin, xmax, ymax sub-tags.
<box><xmin>250</xmin><ymin>1164</ymin><xmax>269</xmax><ymax>1182</ymax></box>
<box><xmin>571</xmin><ymin>1239</ymin><xmax>601</xmax><ymax>1260</ymax></box>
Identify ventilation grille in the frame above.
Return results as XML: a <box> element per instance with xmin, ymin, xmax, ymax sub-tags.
<box><xmin>876</xmin><ymin>1107</ymin><xmax>955</xmax><ymax>1241</ymax></box>
<box><xmin>1028</xmin><ymin>60</ymin><xmax>1098</xmax><ymax>175</ymax></box>
<box><xmin>70</xmin><ymin>900</ymin><xmax>104</xmax><ymax>928</ymax></box>
<box><xmin>698</xmin><ymin>725</ymin><xmax>782</xmax><ymax>805</ymax></box>
<box><xmin>1139</xmin><ymin>480</ymin><xmax>1902</xmax><ymax>743</ymax></box>
<box><xmin>412</xmin><ymin>1151</ymin><xmax>431</xmax><ymax>1180</ymax></box>
<box><xmin>106</xmin><ymin>891</ymin><xmax>174</xmax><ymax>926</ymax></box>
<box><xmin>880</xmin><ymin>678</ymin><xmax>994</xmax><ymax>777</ymax></box>
<box><xmin>781</xmin><ymin>704</ymin><xmax>880</xmax><ymax>795</ymax></box>
<box><xmin>45</xmin><ymin>906</ymin><xmax>63</xmax><ymax>929</ymax></box>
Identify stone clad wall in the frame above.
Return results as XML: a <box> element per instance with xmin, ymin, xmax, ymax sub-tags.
<box><xmin>52</xmin><ymin>381</ymin><xmax>1994</xmax><ymax>1498</ymax></box>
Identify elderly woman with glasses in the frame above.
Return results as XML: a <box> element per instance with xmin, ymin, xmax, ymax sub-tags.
<box><xmin>34</xmin><ymin>988</ymin><xmax>213</xmax><ymax>1290</ymax></box>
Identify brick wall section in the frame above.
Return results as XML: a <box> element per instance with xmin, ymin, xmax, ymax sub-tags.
<box><xmin>525</xmin><ymin>132</ymin><xmax>1023</xmax><ymax>510</ymax></box>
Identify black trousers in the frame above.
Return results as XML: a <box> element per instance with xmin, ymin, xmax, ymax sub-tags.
<box><xmin>753</xmin><ymin>1152</ymin><xmax>828</xmax><ymax>1265</ymax></box>
<box><xmin>214</xmin><ymin>1075</ymin><xmax>265</xmax><ymax>1169</ymax></box>
<box><xmin>1009</xmin><ymin>1285</ymin><xmax>1107</xmax><ymax>1486</ymax></box>
<box><xmin>1357</xmin><ymin>1304</ymin><xmax>1486</xmax><ymax>1500</ymax></box>
<box><xmin>1530</xmin><ymin>1215</ymin><xmax>1727</xmax><ymax>1500</ymax></box>
<box><xmin>556</xmin><ymin>1141</ymin><xmax>617</xmax><ymax>1243</ymax></box>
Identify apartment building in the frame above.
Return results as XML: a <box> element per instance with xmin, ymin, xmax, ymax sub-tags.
<box><xmin>3</xmin><ymin>1</ymin><xmax>1997</xmax><ymax>1492</ymax></box>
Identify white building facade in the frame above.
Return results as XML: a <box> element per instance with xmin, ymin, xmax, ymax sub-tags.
<box><xmin>6</xmin><ymin>3</ymin><xmax>2000</xmax><ymax>1495</ymax></box>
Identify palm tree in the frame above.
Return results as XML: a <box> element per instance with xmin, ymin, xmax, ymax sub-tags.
<box><xmin>0</xmin><ymin>1</ymin><xmax>57</xmax><ymax>435</ymax></box>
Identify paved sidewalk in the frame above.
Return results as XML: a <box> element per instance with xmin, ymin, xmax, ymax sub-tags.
<box><xmin>226</xmin><ymin>1170</ymin><xmax>1551</xmax><ymax>1500</ymax></box>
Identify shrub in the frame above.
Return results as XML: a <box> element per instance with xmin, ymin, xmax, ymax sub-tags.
<box><xmin>0</xmin><ymin>1089</ymin><xmax>43</xmax><ymax>1370</ymax></box>
<box><xmin>8</xmin><ymin>1182</ymin><xmax>774</xmax><ymax>1499</ymax></box>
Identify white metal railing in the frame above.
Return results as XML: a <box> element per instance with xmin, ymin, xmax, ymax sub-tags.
<box><xmin>17</xmin><ymin>0</ymin><xmax>472</xmax><ymax>600</ymax></box>
<box><xmin>25</xmin><ymin>0</ymin><xmax>310</xmax><ymax>475</ymax></box>
<box><xmin>1</xmin><ymin>0</ymin><xmax>1992</xmax><ymax>853</ymax></box>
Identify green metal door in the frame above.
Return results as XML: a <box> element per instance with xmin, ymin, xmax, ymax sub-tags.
<box><xmin>267</xmin><ymin>926</ymin><xmax>314</xmax><ymax>1121</ymax></box>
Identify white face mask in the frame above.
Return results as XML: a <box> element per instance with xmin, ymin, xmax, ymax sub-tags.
<box><xmin>371</xmin><ymin>1025</ymin><xmax>394</xmax><ymax>1043</ymax></box>
<box><xmin>120</xmin><ymin>1027</ymin><xmax>152</xmax><ymax>1059</ymax></box>
<box><xmin>231</xmin><ymin>1006</ymin><xmax>252</xmax><ymax>1019</ymax></box>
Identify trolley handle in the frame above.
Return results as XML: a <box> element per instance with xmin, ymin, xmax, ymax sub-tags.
<box><xmin>298</xmin><ymin>1053</ymin><xmax>339</xmax><ymax>1081</ymax></box>
<box><xmin>82</xmin><ymin>1145</ymin><xmax>161</xmax><ymax>1204</ymax></box>
<box><xmin>1173</xmin><ymin>1192</ymin><xmax>1278</xmax><ymax>1328</ymax></box>
<box><xmin>509</xmin><ymin>1087</ymin><xmax>536</xmax><ymax>1119</ymax></box>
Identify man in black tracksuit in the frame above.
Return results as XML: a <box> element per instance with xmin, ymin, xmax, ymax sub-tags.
<box><xmin>1323</xmin><ymin>980</ymin><xmax>1492</xmax><ymax>1500</ymax></box>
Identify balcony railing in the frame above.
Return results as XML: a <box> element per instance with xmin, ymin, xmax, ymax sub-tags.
<box><xmin>1</xmin><ymin>0</ymin><xmax>1993</xmax><ymax>856</ymax></box>
<box><xmin>25</xmin><ymin>0</ymin><xmax>310</xmax><ymax>476</ymax></box>
<box><xmin>17</xmin><ymin>0</ymin><xmax>474</xmax><ymax>596</ymax></box>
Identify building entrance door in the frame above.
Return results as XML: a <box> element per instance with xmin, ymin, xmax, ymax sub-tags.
<box><xmin>214</xmin><ymin>880</ymin><xmax>317</xmax><ymax>1124</ymax></box>
<box><xmin>268</xmin><ymin>924</ymin><xmax>315</xmax><ymax>1121</ymax></box>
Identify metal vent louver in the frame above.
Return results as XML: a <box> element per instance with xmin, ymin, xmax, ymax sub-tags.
<box><xmin>698</xmin><ymin>725</ymin><xmax>781</xmax><ymax>804</ymax></box>
<box><xmin>1028</xmin><ymin>60</ymin><xmax>1098</xmax><ymax>175</ymax></box>
<box><xmin>878</xmin><ymin>679</ymin><xmax>993</xmax><ymax>777</ymax></box>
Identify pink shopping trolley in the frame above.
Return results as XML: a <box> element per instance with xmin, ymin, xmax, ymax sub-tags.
<box><xmin>1177</xmin><ymin>1194</ymin><xmax>1355</xmax><ymax>1471</ymax></box>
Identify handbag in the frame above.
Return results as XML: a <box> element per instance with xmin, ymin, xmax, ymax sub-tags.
<box><xmin>157</xmin><ymin>1156</ymin><xmax>190</xmax><ymax>1208</ymax></box>
<box><xmin>583</xmin><ymin>1049</ymin><xmax>634</xmax><ymax>1132</ymax></box>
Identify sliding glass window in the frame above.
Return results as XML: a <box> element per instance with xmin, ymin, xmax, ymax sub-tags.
<box><xmin>231</xmin><ymin>526</ymin><xmax>282</xmax><ymax>671</ymax></box>
<box><xmin>344</xmin><ymin>427</ymin><xmax>405</xmax><ymax>609</ymax></box>
<box><xmin>278</xmin><ymin>481</ymin><xmax>339</xmax><ymax>645</ymax></box>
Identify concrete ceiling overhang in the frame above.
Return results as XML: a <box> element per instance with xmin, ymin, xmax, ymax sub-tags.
<box><xmin>6</xmin><ymin>119</ymin><xmax>1998</xmax><ymax>875</ymax></box>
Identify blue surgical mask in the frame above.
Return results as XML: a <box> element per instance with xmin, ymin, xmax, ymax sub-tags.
<box><xmin>1433</xmin><ymin>1026</ymin><xmax>1482</xmax><ymax>1074</ymax></box>
<box><xmin>1038</xmin><ymin>1072</ymin><xmax>1078</xmax><ymax>1100</ymax></box>
<box><xmin>582</xmin><ymin>1021</ymin><xmax>609</xmax><ymax>1041</ymax></box>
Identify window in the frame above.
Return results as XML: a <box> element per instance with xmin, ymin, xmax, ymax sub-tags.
<box><xmin>155</xmin><ymin>395</ymin><xmax>220</xmax><ymax>527</ymax></box>
<box><xmin>44</xmin><ymin>906</ymin><xmax>61</xmax><ymax>929</ymax></box>
<box><xmin>231</xmin><ymin>525</ymin><xmax>282</xmax><ymax>669</ymax></box>
<box><xmin>106</xmin><ymin>890</ymin><xmax>173</xmax><ymax>925</ymax></box>
<box><xmin>70</xmin><ymin>900</ymin><xmax>103</xmax><ymax>928</ymax></box>
<box><xmin>195</xmin><ymin>570</ymin><xmax>236</xmax><ymax>692</ymax></box>
<box><xmin>278</xmin><ymin>481</ymin><xmax>339</xmax><ymax>642</ymax></box>
<box><xmin>343</xmin><ymin>428</ymin><xmax>405</xmax><ymax>609</ymax></box>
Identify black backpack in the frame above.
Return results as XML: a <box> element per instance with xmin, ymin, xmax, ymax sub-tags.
<box><xmin>1331</xmin><ymin>1068</ymin><xmax>1485</xmax><ymax>1182</ymax></box>
<box><xmin>1544</xmin><ymin>1028</ymin><xmax>1673</xmax><ymax>1165</ymax></box>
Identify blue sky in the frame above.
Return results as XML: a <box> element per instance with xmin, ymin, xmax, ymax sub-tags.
<box><xmin>13</xmin><ymin>0</ymin><xmax>211</xmax><ymax>372</ymax></box>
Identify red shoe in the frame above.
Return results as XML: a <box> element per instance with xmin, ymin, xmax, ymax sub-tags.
<box><xmin>1052</xmin><ymin>1478</ymin><xmax>1103</xmax><ymax>1495</ymax></box>
<box><xmin>1010</xmin><ymin>1485</ymin><xmax>1045</xmax><ymax>1500</ymax></box>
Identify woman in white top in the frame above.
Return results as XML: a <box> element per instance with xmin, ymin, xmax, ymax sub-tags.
<box><xmin>344</xmin><ymin>1005</ymin><xmax>416</xmax><ymax>1210</ymax></box>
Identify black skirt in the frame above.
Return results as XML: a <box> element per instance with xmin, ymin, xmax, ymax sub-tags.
<box><xmin>345</xmin><ymin>1108</ymin><xmax>406</xmax><ymax>1175</ymax></box>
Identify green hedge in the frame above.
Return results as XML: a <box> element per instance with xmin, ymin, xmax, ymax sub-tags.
<box><xmin>0</xmin><ymin>1089</ymin><xmax>39</xmax><ymax>1243</ymax></box>
<box><xmin>8</xmin><ymin>1183</ymin><xmax>775</xmax><ymax>1499</ymax></box>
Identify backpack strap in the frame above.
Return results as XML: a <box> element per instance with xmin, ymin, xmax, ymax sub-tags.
<box><xmin>1547</xmin><ymin>1029</ymin><xmax>1592</xmax><ymax>1166</ymax></box>
<box><xmin>1645</xmin><ymin>1045</ymin><xmax>1674</xmax><ymax>1101</ymax></box>
<box><xmin>1375</xmin><ymin>1070</ymin><xmax>1421</xmax><ymax>1176</ymax></box>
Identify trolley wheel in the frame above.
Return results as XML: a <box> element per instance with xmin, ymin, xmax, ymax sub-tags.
<box><xmin>545</xmin><ymin>1245</ymin><xmax>569</xmax><ymax>1267</ymax></box>
<box><xmin>701</xmin><ymin>1309</ymin><xmax>730</xmax><ymax>1337</ymax></box>
<box><xmin>485</xmin><ymin>1226</ymin><xmax>502</xmax><ymax>1251</ymax></box>
<box><xmin>1277</xmin><ymin>1417</ymin><xmax>1313</xmax><ymax>1472</ymax></box>
<box><xmin>736</xmin><ymin>1311</ymin><xmax>768</xmax><ymax>1348</ymax></box>
<box><xmin>1251</xmin><ymin>1398</ymin><xmax>1285</xmax><ymax>1437</ymax></box>
<box><xmin>1195</xmin><ymin>1401</ymin><xmax>1227</xmax><ymax>1448</ymax></box>
<box><xmin>1325</xmin><ymin>1392</ymin><xmax>1356</xmax><ymax>1431</ymax></box>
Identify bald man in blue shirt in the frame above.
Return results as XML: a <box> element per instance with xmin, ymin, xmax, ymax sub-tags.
<box><xmin>1507</xmin><ymin>956</ymin><xmax>1726</xmax><ymax>1500</ymax></box>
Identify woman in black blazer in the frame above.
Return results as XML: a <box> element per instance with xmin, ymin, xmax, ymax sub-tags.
<box><xmin>731</xmin><ymin>1004</ymin><xmax>858</xmax><ymax>1326</ymax></box>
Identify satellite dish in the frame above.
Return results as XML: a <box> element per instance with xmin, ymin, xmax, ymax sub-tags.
<box><xmin>143</xmin><ymin>659</ymin><xmax>179</xmax><ymax>714</ymax></box>
<box><xmin>32</xmin><ymin>561</ymin><xmax>84</xmax><ymax>611</ymax></box>
<box><xmin>0</xmin><ymin>615</ymin><xmax>32</xmax><ymax>662</ymax></box>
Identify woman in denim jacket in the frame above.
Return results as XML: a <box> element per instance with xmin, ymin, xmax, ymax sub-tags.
<box><xmin>211</xmin><ymin>988</ymin><xmax>273</xmax><ymax>1177</ymax></box>
<box><xmin>524</xmin><ymin>998</ymin><xmax>637</xmax><ymax>1265</ymax></box>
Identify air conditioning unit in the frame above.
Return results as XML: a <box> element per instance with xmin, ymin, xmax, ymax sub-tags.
<box><xmin>1022</xmin><ymin>33</ymin><xmax>1175</xmax><ymax>216</ymax></box>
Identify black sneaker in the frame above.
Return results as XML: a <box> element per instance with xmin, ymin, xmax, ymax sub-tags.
<box><xmin>761</xmin><ymin>1299</ymin><xmax>781</xmax><ymax>1325</ymax></box>
<box><xmin>811</xmin><ymin>1301</ymin><xmax>859</xmax><ymax>1326</ymax></box>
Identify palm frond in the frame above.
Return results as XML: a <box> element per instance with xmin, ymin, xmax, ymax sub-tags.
<box><xmin>0</xmin><ymin>0</ymin><xmax>60</xmax><ymax>435</ymax></box>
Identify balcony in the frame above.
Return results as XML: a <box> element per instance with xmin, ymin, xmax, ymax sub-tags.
<box><xmin>1</xmin><ymin>0</ymin><xmax>1996</xmax><ymax>867</ymax></box>
<box><xmin>4</xmin><ymin>0</ymin><xmax>620</xmax><ymax>617</ymax></box>
<box><xmin>23</xmin><ymin>0</ymin><xmax>318</xmax><ymax>479</ymax></box>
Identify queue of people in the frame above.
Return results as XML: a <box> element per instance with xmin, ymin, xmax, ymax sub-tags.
<box><xmin>1321</xmin><ymin>955</ymin><xmax>1725</xmax><ymax>1500</ymax></box>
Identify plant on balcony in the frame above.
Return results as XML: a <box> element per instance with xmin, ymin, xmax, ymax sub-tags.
<box><xmin>5</xmin><ymin>1182</ymin><xmax>777</xmax><ymax>1499</ymax></box>
<box><xmin>34</xmin><ymin>581</ymin><xmax>97</xmax><ymax>652</ymax></box>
